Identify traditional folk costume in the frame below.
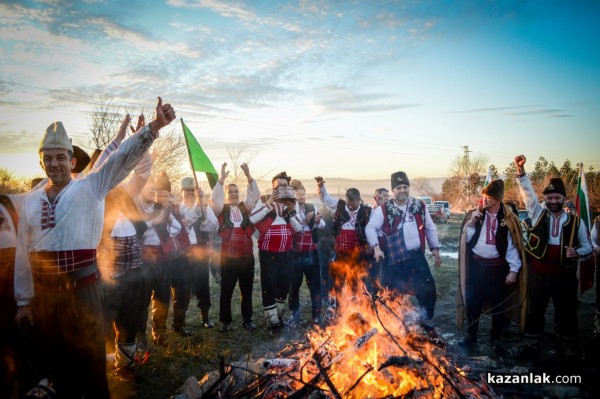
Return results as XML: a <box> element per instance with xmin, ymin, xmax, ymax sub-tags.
<box><xmin>178</xmin><ymin>177</ymin><xmax>218</xmax><ymax>328</ymax></box>
<box><xmin>365</xmin><ymin>172</ymin><xmax>440</xmax><ymax>320</ymax></box>
<box><xmin>211</xmin><ymin>178</ymin><xmax>260</xmax><ymax>331</ymax></box>
<box><xmin>14</xmin><ymin>122</ymin><xmax>156</xmax><ymax>398</ymax></box>
<box><xmin>288</xmin><ymin>180</ymin><xmax>325</xmax><ymax>324</ymax></box>
<box><xmin>517</xmin><ymin>175</ymin><xmax>592</xmax><ymax>348</ymax></box>
<box><xmin>138</xmin><ymin>173</ymin><xmax>190</xmax><ymax>343</ymax></box>
<box><xmin>95</xmin><ymin>144</ymin><xmax>153</xmax><ymax>376</ymax></box>
<box><xmin>1</xmin><ymin>194</ymin><xmax>39</xmax><ymax>396</ymax></box>
<box><xmin>319</xmin><ymin>184</ymin><xmax>372</xmax><ymax>294</ymax></box>
<box><xmin>456</xmin><ymin>180</ymin><xmax>527</xmax><ymax>347</ymax></box>
<box><xmin>250</xmin><ymin>175</ymin><xmax>302</xmax><ymax>335</ymax></box>
<box><xmin>592</xmin><ymin>216</ymin><xmax>600</xmax><ymax>337</ymax></box>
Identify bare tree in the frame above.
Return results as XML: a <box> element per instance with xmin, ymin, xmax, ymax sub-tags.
<box><xmin>446</xmin><ymin>149</ymin><xmax>489</xmax><ymax>211</ymax></box>
<box><xmin>151</xmin><ymin>126</ymin><xmax>188</xmax><ymax>191</ymax></box>
<box><xmin>411</xmin><ymin>176</ymin><xmax>434</xmax><ymax>196</ymax></box>
<box><xmin>224</xmin><ymin>144</ymin><xmax>270</xmax><ymax>185</ymax></box>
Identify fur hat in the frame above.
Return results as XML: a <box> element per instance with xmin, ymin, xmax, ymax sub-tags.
<box><xmin>391</xmin><ymin>171</ymin><xmax>410</xmax><ymax>189</ymax></box>
<box><xmin>180</xmin><ymin>176</ymin><xmax>195</xmax><ymax>190</ymax></box>
<box><xmin>272</xmin><ymin>171</ymin><xmax>291</xmax><ymax>183</ymax></box>
<box><xmin>155</xmin><ymin>171</ymin><xmax>171</xmax><ymax>192</ymax></box>
<box><xmin>39</xmin><ymin>122</ymin><xmax>73</xmax><ymax>153</ymax></box>
<box><xmin>290</xmin><ymin>179</ymin><xmax>305</xmax><ymax>191</ymax></box>
<box><xmin>71</xmin><ymin>146</ymin><xmax>91</xmax><ymax>174</ymax></box>
<box><xmin>542</xmin><ymin>177</ymin><xmax>566</xmax><ymax>196</ymax></box>
<box><xmin>481</xmin><ymin>179</ymin><xmax>504</xmax><ymax>201</ymax></box>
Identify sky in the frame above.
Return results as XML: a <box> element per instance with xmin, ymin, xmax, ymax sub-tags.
<box><xmin>1</xmin><ymin>0</ymin><xmax>599</xmax><ymax>184</ymax></box>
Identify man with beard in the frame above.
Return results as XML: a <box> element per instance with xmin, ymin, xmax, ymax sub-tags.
<box><xmin>288</xmin><ymin>179</ymin><xmax>325</xmax><ymax>325</ymax></box>
<box><xmin>179</xmin><ymin>177</ymin><xmax>218</xmax><ymax>329</ymax></box>
<box><xmin>14</xmin><ymin>97</ymin><xmax>176</xmax><ymax>398</ymax></box>
<box><xmin>456</xmin><ymin>179</ymin><xmax>526</xmax><ymax>354</ymax></box>
<box><xmin>250</xmin><ymin>172</ymin><xmax>302</xmax><ymax>336</ymax></box>
<box><xmin>514</xmin><ymin>155</ymin><xmax>592</xmax><ymax>357</ymax></box>
<box><xmin>211</xmin><ymin>162</ymin><xmax>260</xmax><ymax>332</ymax></box>
<box><xmin>366</xmin><ymin>171</ymin><xmax>441</xmax><ymax>326</ymax></box>
<box><xmin>316</xmin><ymin>177</ymin><xmax>372</xmax><ymax>319</ymax></box>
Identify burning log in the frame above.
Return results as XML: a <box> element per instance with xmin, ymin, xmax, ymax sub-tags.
<box><xmin>263</xmin><ymin>358</ymin><xmax>300</xmax><ymax>371</ymax></box>
<box><xmin>325</xmin><ymin>328</ymin><xmax>378</xmax><ymax>368</ymax></box>
<box><xmin>378</xmin><ymin>356</ymin><xmax>422</xmax><ymax>371</ymax></box>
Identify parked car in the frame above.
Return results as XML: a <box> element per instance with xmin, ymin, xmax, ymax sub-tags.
<box><xmin>427</xmin><ymin>204</ymin><xmax>448</xmax><ymax>224</ymax></box>
<box><xmin>419</xmin><ymin>195</ymin><xmax>433</xmax><ymax>205</ymax></box>
<box><xmin>434</xmin><ymin>200</ymin><xmax>451</xmax><ymax>217</ymax></box>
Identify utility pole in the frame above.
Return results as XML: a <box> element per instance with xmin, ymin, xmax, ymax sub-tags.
<box><xmin>462</xmin><ymin>145</ymin><xmax>472</xmax><ymax>202</ymax></box>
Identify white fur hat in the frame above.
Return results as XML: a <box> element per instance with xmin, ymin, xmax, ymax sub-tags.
<box><xmin>39</xmin><ymin>122</ymin><xmax>74</xmax><ymax>153</ymax></box>
<box><xmin>180</xmin><ymin>176</ymin><xmax>195</xmax><ymax>190</ymax></box>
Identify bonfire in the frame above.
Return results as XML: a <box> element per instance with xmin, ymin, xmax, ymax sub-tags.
<box><xmin>174</xmin><ymin>259</ymin><xmax>499</xmax><ymax>399</ymax></box>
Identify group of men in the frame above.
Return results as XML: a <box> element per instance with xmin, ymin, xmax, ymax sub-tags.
<box><xmin>0</xmin><ymin>95</ymin><xmax>597</xmax><ymax>397</ymax></box>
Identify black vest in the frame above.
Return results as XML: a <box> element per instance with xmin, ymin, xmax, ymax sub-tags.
<box><xmin>332</xmin><ymin>201</ymin><xmax>371</xmax><ymax>244</ymax></box>
<box><xmin>525</xmin><ymin>209</ymin><xmax>580</xmax><ymax>266</ymax></box>
<box><xmin>467</xmin><ymin>206</ymin><xmax>509</xmax><ymax>259</ymax></box>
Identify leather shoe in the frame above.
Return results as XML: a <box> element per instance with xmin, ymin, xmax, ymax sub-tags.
<box><xmin>242</xmin><ymin>321</ymin><xmax>257</xmax><ymax>331</ymax></box>
<box><xmin>173</xmin><ymin>327</ymin><xmax>192</xmax><ymax>337</ymax></box>
<box><xmin>201</xmin><ymin>320</ymin><xmax>215</xmax><ymax>329</ymax></box>
<box><xmin>219</xmin><ymin>322</ymin><xmax>231</xmax><ymax>332</ymax></box>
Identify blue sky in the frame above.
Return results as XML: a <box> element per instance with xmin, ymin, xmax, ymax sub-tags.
<box><xmin>1</xmin><ymin>0</ymin><xmax>599</xmax><ymax>182</ymax></box>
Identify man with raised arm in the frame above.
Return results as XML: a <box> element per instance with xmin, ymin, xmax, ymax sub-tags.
<box><xmin>14</xmin><ymin>97</ymin><xmax>175</xmax><ymax>398</ymax></box>
<box><xmin>514</xmin><ymin>155</ymin><xmax>592</xmax><ymax>357</ymax></box>
<box><xmin>211</xmin><ymin>162</ymin><xmax>260</xmax><ymax>332</ymax></box>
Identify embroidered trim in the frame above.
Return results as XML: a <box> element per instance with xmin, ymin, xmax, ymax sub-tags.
<box><xmin>41</xmin><ymin>197</ymin><xmax>60</xmax><ymax>230</ymax></box>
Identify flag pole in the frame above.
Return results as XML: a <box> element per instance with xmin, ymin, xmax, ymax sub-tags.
<box><xmin>568</xmin><ymin>162</ymin><xmax>582</xmax><ymax>248</ymax></box>
<box><xmin>181</xmin><ymin>118</ymin><xmax>200</xmax><ymax>189</ymax></box>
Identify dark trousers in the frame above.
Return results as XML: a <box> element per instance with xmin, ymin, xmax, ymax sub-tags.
<box><xmin>259</xmin><ymin>250</ymin><xmax>292</xmax><ymax>317</ymax></box>
<box><xmin>525</xmin><ymin>270</ymin><xmax>578</xmax><ymax>338</ymax></box>
<box><xmin>103</xmin><ymin>268</ymin><xmax>148</xmax><ymax>346</ymax></box>
<box><xmin>318</xmin><ymin>240</ymin><xmax>335</xmax><ymax>300</ymax></box>
<box><xmin>169</xmin><ymin>255</ymin><xmax>192</xmax><ymax>330</ymax></box>
<box><xmin>189</xmin><ymin>245</ymin><xmax>211</xmax><ymax>320</ymax></box>
<box><xmin>384</xmin><ymin>251</ymin><xmax>437</xmax><ymax>320</ymax></box>
<box><xmin>288</xmin><ymin>250</ymin><xmax>322</xmax><ymax>320</ymax></box>
<box><xmin>1</xmin><ymin>250</ymin><xmax>36</xmax><ymax>397</ymax></box>
<box><xmin>140</xmin><ymin>258</ymin><xmax>170</xmax><ymax>337</ymax></box>
<box><xmin>219</xmin><ymin>255</ymin><xmax>255</xmax><ymax>324</ymax></box>
<box><xmin>465</xmin><ymin>258</ymin><xmax>509</xmax><ymax>339</ymax></box>
<box><xmin>30</xmin><ymin>280</ymin><xmax>109</xmax><ymax>399</ymax></box>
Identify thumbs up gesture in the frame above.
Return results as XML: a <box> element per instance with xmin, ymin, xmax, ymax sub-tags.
<box><xmin>150</xmin><ymin>96</ymin><xmax>176</xmax><ymax>137</ymax></box>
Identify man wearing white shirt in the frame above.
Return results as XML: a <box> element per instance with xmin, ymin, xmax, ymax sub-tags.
<box><xmin>250</xmin><ymin>172</ymin><xmax>302</xmax><ymax>337</ymax></box>
<box><xmin>366</xmin><ymin>171</ymin><xmax>441</xmax><ymax>323</ymax></box>
<box><xmin>514</xmin><ymin>155</ymin><xmax>593</xmax><ymax>357</ymax></box>
<box><xmin>14</xmin><ymin>97</ymin><xmax>175</xmax><ymax>398</ymax></box>
<box><xmin>288</xmin><ymin>179</ymin><xmax>325</xmax><ymax>325</ymax></box>
<box><xmin>211</xmin><ymin>162</ymin><xmax>260</xmax><ymax>332</ymax></box>
<box><xmin>457</xmin><ymin>179</ymin><xmax>525</xmax><ymax>353</ymax></box>
<box><xmin>178</xmin><ymin>177</ymin><xmax>218</xmax><ymax>329</ymax></box>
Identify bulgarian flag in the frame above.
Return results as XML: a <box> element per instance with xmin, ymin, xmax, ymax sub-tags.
<box><xmin>575</xmin><ymin>162</ymin><xmax>591</xmax><ymax>231</ymax></box>
<box><xmin>181</xmin><ymin>119</ymin><xmax>218</xmax><ymax>189</ymax></box>
<box><xmin>574</xmin><ymin>162</ymin><xmax>594</xmax><ymax>294</ymax></box>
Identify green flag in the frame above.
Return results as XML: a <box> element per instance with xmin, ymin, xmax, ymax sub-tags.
<box><xmin>181</xmin><ymin>119</ymin><xmax>218</xmax><ymax>189</ymax></box>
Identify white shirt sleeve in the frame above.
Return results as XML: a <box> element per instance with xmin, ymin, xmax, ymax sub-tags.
<box><xmin>592</xmin><ymin>222</ymin><xmax>599</xmax><ymax>249</ymax></box>
<box><xmin>250</xmin><ymin>199</ymin><xmax>271</xmax><ymax>224</ymax></box>
<box><xmin>319</xmin><ymin>184</ymin><xmax>340</xmax><ymax>212</ymax></box>
<box><xmin>365</xmin><ymin>206</ymin><xmax>384</xmax><ymax>247</ymax></box>
<box><xmin>516</xmin><ymin>175</ymin><xmax>544</xmax><ymax>225</ymax></box>
<box><xmin>244</xmin><ymin>179</ymin><xmax>260</xmax><ymax>210</ymax></box>
<box><xmin>505</xmin><ymin>233</ymin><xmax>522</xmax><ymax>273</ymax></box>
<box><xmin>576</xmin><ymin>222</ymin><xmax>593</xmax><ymax>257</ymax></box>
<box><xmin>210</xmin><ymin>181</ymin><xmax>225</xmax><ymax>217</ymax></box>
<box><xmin>14</xmin><ymin>200</ymin><xmax>34</xmax><ymax>306</ymax></box>
<box><xmin>85</xmin><ymin>125</ymin><xmax>156</xmax><ymax>201</ymax></box>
